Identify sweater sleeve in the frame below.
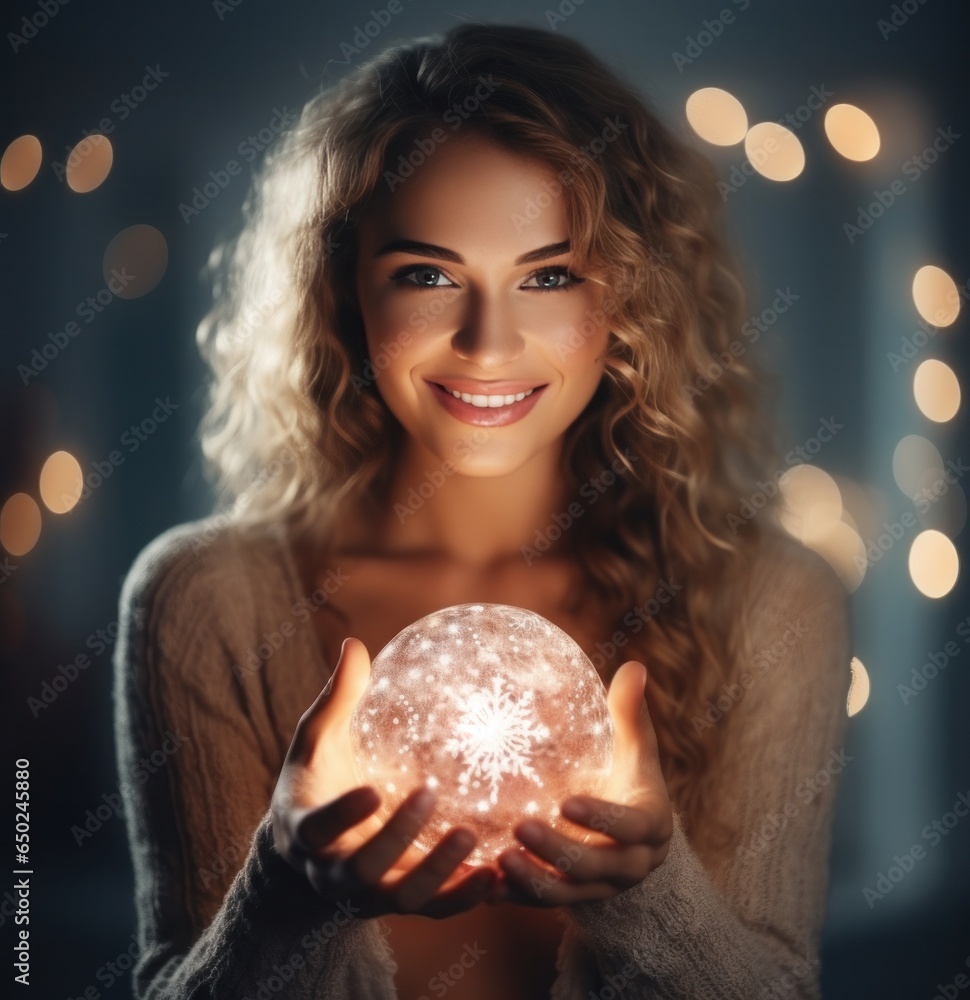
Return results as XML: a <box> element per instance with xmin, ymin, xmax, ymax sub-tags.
<box><xmin>112</xmin><ymin>521</ymin><xmax>397</xmax><ymax>1000</ymax></box>
<box><xmin>552</xmin><ymin>533</ymin><xmax>853</xmax><ymax>1000</ymax></box>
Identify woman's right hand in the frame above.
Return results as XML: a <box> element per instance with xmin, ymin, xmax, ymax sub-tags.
<box><xmin>271</xmin><ymin>636</ymin><xmax>496</xmax><ymax>918</ymax></box>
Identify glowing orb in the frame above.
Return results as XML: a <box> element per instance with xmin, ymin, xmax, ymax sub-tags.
<box><xmin>350</xmin><ymin>603</ymin><xmax>614</xmax><ymax>866</ymax></box>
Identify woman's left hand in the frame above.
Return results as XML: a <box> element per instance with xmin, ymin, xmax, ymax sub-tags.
<box><xmin>489</xmin><ymin>660</ymin><xmax>674</xmax><ymax>906</ymax></box>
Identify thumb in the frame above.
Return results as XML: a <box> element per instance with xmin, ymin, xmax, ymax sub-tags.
<box><xmin>298</xmin><ymin>637</ymin><xmax>372</xmax><ymax>743</ymax></box>
<box><xmin>607</xmin><ymin>660</ymin><xmax>649</xmax><ymax>749</ymax></box>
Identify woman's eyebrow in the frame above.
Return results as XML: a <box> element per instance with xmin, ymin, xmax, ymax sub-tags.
<box><xmin>373</xmin><ymin>238</ymin><xmax>571</xmax><ymax>266</ymax></box>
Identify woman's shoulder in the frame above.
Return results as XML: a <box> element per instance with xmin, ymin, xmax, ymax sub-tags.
<box><xmin>746</xmin><ymin>522</ymin><xmax>848</xmax><ymax>622</ymax></box>
<box><xmin>117</xmin><ymin>515</ymin><xmax>285</xmax><ymax>627</ymax></box>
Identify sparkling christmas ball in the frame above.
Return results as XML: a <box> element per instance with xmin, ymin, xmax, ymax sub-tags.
<box><xmin>350</xmin><ymin>603</ymin><xmax>614</xmax><ymax>866</ymax></box>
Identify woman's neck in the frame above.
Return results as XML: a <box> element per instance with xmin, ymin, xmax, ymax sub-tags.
<box><xmin>359</xmin><ymin>438</ymin><xmax>572</xmax><ymax>572</ymax></box>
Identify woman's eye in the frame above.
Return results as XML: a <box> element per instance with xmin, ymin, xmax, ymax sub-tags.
<box><xmin>392</xmin><ymin>265</ymin><xmax>456</xmax><ymax>289</ymax></box>
<box><xmin>522</xmin><ymin>267</ymin><xmax>585</xmax><ymax>292</ymax></box>
<box><xmin>390</xmin><ymin>264</ymin><xmax>586</xmax><ymax>292</ymax></box>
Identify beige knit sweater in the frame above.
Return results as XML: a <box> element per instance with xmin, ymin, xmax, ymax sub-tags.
<box><xmin>112</xmin><ymin>515</ymin><xmax>852</xmax><ymax>999</ymax></box>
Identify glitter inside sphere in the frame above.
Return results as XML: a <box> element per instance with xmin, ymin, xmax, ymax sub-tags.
<box><xmin>350</xmin><ymin>603</ymin><xmax>614</xmax><ymax>866</ymax></box>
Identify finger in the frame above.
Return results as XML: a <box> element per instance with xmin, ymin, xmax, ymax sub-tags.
<box><xmin>390</xmin><ymin>827</ymin><xmax>480</xmax><ymax>913</ymax></box>
<box><xmin>514</xmin><ymin>818</ymin><xmax>654</xmax><ymax>887</ymax></box>
<box><xmin>293</xmin><ymin>785</ymin><xmax>380</xmax><ymax>857</ymax></box>
<box><xmin>560</xmin><ymin>795</ymin><xmax>671</xmax><ymax>846</ymax></box>
<box><xmin>495</xmin><ymin>848</ymin><xmax>613</xmax><ymax>907</ymax></box>
<box><xmin>416</xmin><ymin>866</ymin><xmax>497</xmax><ymax>920</ymax></box>
<box><xmin>347</xmin><ymin>786</ymin><xmax>437</xmax><ymax>883</ymax></box>
<box><xmin>607</xmin><ymin>660</ymin><xmax>648</xmax><ymax>746</ymax></box>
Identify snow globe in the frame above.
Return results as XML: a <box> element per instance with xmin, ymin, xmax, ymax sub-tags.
<box><xmin>350</xmin><ymin>603</ymin><xmax>614</xmax><ymax>865</ymax></box>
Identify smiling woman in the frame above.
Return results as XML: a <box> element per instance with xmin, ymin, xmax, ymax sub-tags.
<box><xmin>113</xmin><ymin>20</ymin><xmax>851</xmax><ymax>1000</ymax></box>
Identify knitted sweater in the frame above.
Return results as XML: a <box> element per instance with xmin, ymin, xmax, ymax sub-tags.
<box><xmin>112</xmin><ymin>515</ymin><xmax>852</xmax><ymax>999</ymax></box>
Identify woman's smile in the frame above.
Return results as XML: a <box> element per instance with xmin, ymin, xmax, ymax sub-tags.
<box><xmin>424</xmin><ymin>378</ymin><xmax>548</xmax><ymax>427</ymax></box>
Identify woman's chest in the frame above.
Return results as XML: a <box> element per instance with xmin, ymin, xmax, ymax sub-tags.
<box><xmin>306</xmin><ymin>553</ymin><xmax>611</xmax><ymax>677</ymax></box>
<box><xmin>379</xmin><ymin>902</ymin><xmax>564</xmax><ymax>1000</ymax></box>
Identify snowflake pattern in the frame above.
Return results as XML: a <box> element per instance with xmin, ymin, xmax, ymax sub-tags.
<box><xmin>444</xmin><ymin>674</ymin><xmax>551</xmax><ymax>806</ymax></box>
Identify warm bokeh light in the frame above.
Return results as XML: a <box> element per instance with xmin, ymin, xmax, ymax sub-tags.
<box><xmin>912</xmin><ymin>265</ymin><xmax>960</xmax><ymax>327</ymax></box>
<box><xmin>0</xmin><ymin>493</ymin><xmax>42</xmax><ymax>557</ymax></box>
<box><xmin>65</xmin><ymin>133</ymin><xmax>113</xmax><ymax>193</ymax></box>
<box><xmin>685</xmin><ymin>87</ymin><xmax>748</xmax><ymax>146</ymax></box>
<box><xmin>39</xmin><ymin>451</ymin><xmax>83</xmax><ymax>514</ymax></box>
<box><xmin>847</xmin><ymin>656</ymin><xmax>870</xmax><ymax>717</ymax></box>
<box><xmin>806</xmin><ymin>519</ymin><xmax>867</xmax><ymax>592</ymax></box>
<box><xmin>778</xmin><ymin>464</ymin><xmax>843</xmax><ymax>541</ymax></box>
<box><xmin>913</xmin><ymin>359</ymin><xmax>961</xmax><ymax>422</ymax></box>
<box><xmin>823</xmin><ymin>104</ymin><xmax>880</xmax><ymax>161</ymax></box>
<box><xmin>1</xmin><ymin>134</ymin><xmax>43</xmax><ymax>191</ymax></box>
<box><xmin>893</xmin><ymin>434</ymin><xmax>944</xmax><ymax>500</ymax></box>
<box><xmin>908</xmin><ymin>530</ymin><xmax>959</xmax><ymax>598</ymax></box>
<box><xmin>745</xmin><ymin>122</ymin><xmax>805</xmax><ymax>181</ymax></box>
<box><xmin>103</xmin><ymin>224</ymin><xmax>168</xmax><ymax>299</ymax></box>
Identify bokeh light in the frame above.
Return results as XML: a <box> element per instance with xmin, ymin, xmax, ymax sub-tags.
<box><xmin>103</xmin><ymin>224</ymin><xmax>169</xmax><ymax>299</ymax></box>
<box><xmin>824</xmin><ymin>104</ymin><xmax>881</xmax><ymax>161</ymax></box>
<box><xmin>0</xmin><ymin>493</ymin><xmax>42</xmax><ymax>557</ymax></box>
<box><xmin>685</xmin><ymin>87</ymin><xmax>748</xmax><ymax>146</ymax></box>
<box><xmin>1</xmin><ymin>134</ymin><xmax>43</xmax><ymax>191</ymax></box>
<box><xmin>745</xmin><ymin>122</ymin><xmax>805</xmax><ymax>181</ymax></box>
<box><xmin>912</xmin><ymin>265</ymin><xmax>960</xmax><ymax>327</ymax></box>
<box><xmin>893</xmin><ymin>435</ymin><xmax>945</xmax><ymax>500</ymax></box>
<box><xmin>913</xmin><ymin>359</ymin><xmax>961</xmax><ymax>422</ymax></box>
<box><xmin>65</xmin><ymin>133</ymin><xmax>113</xmax><ymax>193</ymax></box>
<box><xmin>908</xmin><ymin>530</ymin><xmax>959</xmax><ymax>598</ymax></box>
<box><xmin>40</xmin><ymin>451</ymin><xmax>84</xmax><ymax>514</ymax></box>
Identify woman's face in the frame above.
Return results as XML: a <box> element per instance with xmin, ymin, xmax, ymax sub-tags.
<box><xmin>353</xmin><ymin>131</ymin><xmax>611</xmax><ymax>478</ymax></box>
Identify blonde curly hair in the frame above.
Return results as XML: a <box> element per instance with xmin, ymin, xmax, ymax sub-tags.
<box><xmin>195</xmin><ymin>22</ymin><xmax>786</xmax><ymax>864</ymax></box>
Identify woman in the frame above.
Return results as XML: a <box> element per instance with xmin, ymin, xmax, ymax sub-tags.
<box><xmin>114</xmin><ymin>22</ymin><xmax>851</xmax><ymax>1000</ymax></box>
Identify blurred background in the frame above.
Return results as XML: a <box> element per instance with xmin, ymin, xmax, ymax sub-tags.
<box><xmin>1</xmin><ymin>0</ymin><xmax>967</xmax><ymax>996</ymax></box>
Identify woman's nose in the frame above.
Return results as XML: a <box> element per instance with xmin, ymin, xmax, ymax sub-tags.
<box><xmin>449</xmin><ymin>297</ymin><xmax>525</xmax><ymax>368</ymax></box>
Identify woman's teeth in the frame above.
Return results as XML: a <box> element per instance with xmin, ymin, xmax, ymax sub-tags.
<box><xmin>450</xmin><ymin>388</ymin><xmax>535</xmax><ymax>408</ymax></box>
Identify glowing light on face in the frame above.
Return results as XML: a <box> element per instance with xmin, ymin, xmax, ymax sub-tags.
<box><xmin>350</xmin><ymin>603</ymin><xmax>614</xmax><ymax>865</ymax></box>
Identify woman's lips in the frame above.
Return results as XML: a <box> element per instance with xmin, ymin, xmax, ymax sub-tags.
<box><xmin>425</xmin><ymin>379</ymin><xmax>547</xmax><ymax>427</ymax></box>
